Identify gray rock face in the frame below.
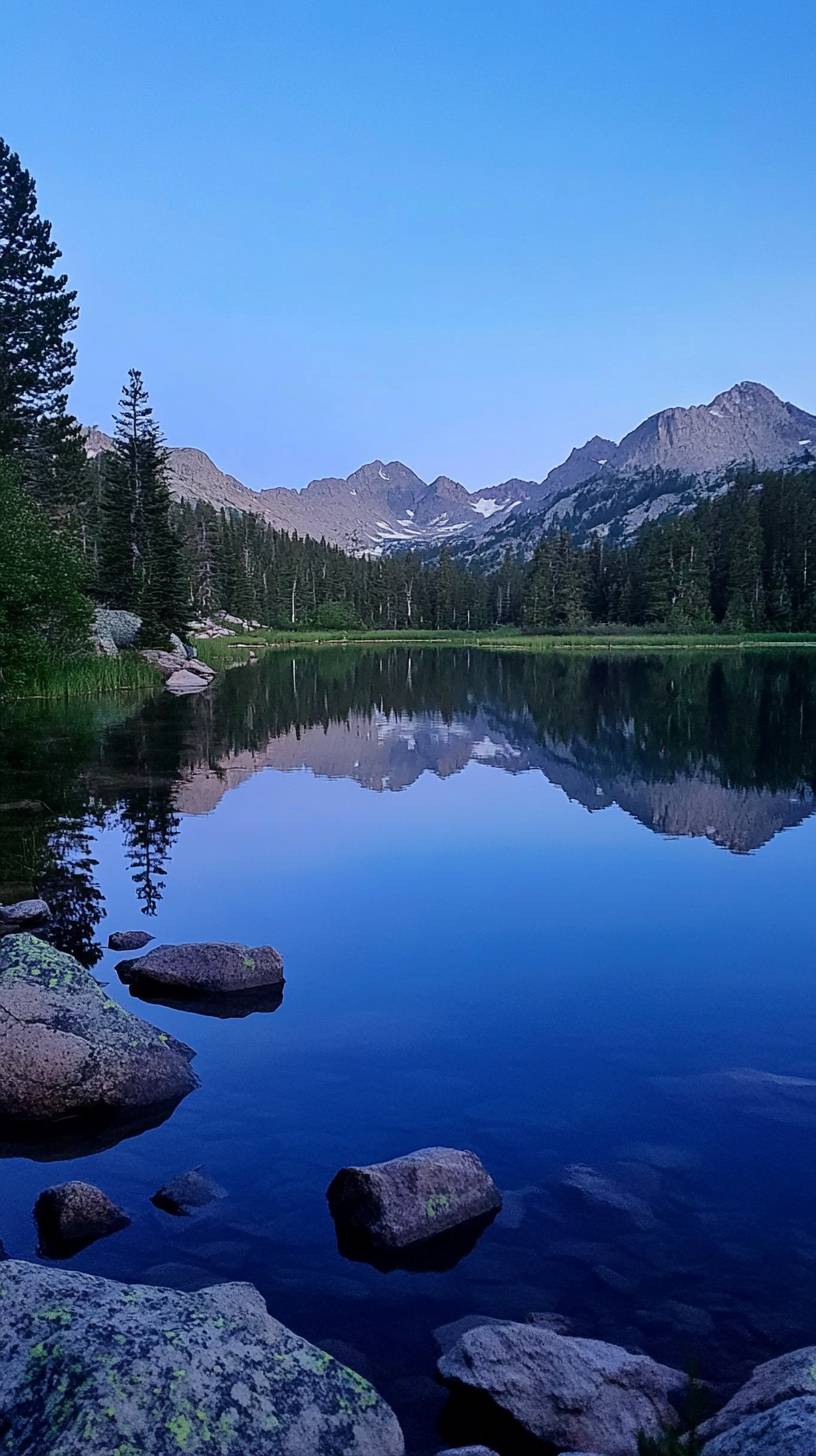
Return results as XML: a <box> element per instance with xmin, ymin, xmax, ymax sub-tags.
<box><xmin>699</xmin><ymin>1347</ymin><xmax>816</xmax><ymax>1440</ymax></box>
<box><xmin>0</xmin><ymin>1259</ymin><xmax>405</xmax><ymax>1455</ymax></box>
<box><xmin>119</xmin><ymin>942</ymin><xmax>285</xmax><ymax>998</ymax></box>
<box><xmin>34</xmin><ymin>1180</ymin><xmax>130</xmax><ymax>1256</ymax></box>
<box><xmin>108</xmin><ymin>929</ymin><xmax>154</xmax><ymax>951</ymax></box>
<box><xmin>0</xmin><ymin>933</ymin><xmax>197</xmax><ymax>1126</ymax></box>
<box><xmin>92</xmin><ymin>606</ymin><xmax>142</xmax><ymax>656</ymax></box>
<box><xmin>701</xmin><ymin>1396</ymin><xmax>816</xmax><ymax>1454</ymax></box>
<box><xmin>0</xmin><ymin>899</ymin><xmax>50</xmax><ymax>926</ymax></box>
<box><xmin>438</xmin><ymin>1322</ymin><xmax>685</xmax><ymax>1456</ymax></box>
<box><xmin>327</xmin><ymin>1146</ymin><xmax>502</xmax><ymax>1251</ymax></box>
<box><xmin>152</xmin><ymin>1167</ymin><xmax>227</xmax><ymax>1216</ymax></box>
<box><xmin>436</xmin><ymin>1447</ymin><xmax>499</xmax><ymax>1455</ymax></box>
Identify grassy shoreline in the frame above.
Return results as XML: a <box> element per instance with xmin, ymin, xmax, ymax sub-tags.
<box><xmin>196</xmin><ymin>627</ymin><xmax>816</xmax><ymax>665</ymax></box>
<box><xmin>3</xmin><ymin>653</ymin><xmax>159</xmax><ymax>702</ymax></box>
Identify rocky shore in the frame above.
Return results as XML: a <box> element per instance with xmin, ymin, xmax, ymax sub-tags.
<box><xmin>2</xmin><ymin>930</ymin><xmax>814</xmax><ymax>1454</ymax></box>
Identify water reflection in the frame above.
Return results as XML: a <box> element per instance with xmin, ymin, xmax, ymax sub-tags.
<box><xmin>2</xmin><ymin>648</ymin><xmax>816</xmax><ymax>967</ymax></box>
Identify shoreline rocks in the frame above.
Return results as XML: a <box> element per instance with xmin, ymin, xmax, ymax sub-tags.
<box><xmin>34</xmin><ymin>1181</ymin><xmax>130</xmax><ymax>1257</ymax></box>
<box><xmin>0</xmin><ymin>1259</ymin><xmax>405</xmax><ymax>1455</ymax></box>
<box><xmin>118</xmin><ymin>941</ymin><xmax>285</xmax><ymax>1001</ymax></box>
<box><xmin>327</xmin><ymin>1147</ymin><xmax>502</xmax><ymax>1265</ymax></box>
<box><xmin>0</xmin><ymin>933</ymin><xmax>198</xmax><ymax>1132</ymax></box>
<box><xmin>438</xmin><ymin>1321</ymin><xmax>686</xmax><ymax>1456</ymax></box>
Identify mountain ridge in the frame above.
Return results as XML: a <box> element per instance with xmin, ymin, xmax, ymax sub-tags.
<box><xmin>83</xmin><ymin>380</ymin><xmax>816</xmax><ymax>558</ymax></box>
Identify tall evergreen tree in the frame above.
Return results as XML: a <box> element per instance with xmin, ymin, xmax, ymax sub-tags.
<box><xmin>98</xmin><ymin>370</ymin><xmax>186</xmax><ymax>642</ymax></box>
<box><xmin>0</xmin><ymin>138</ymin><xmax>78</xmax><ymax>456</ymax></box>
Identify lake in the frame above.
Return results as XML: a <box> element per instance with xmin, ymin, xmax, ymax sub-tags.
<box><xmin>2</xmin><ymin>645</ymin><xmax>816</xmax><ymax>1452</ymax></box>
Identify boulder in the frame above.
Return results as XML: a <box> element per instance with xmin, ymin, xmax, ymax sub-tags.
<box><xmin>701</xmin><ymin>1396</ymin><xmax>816</xmax><ymax>1454</ymax></box>
<box><xmin>118</xmin><ymin>941</ymin><xmax>285</xmax><ymax>1000</ymax></box>
<box><xmin>151</xmin><ymin>1167</ymin><xmax>227</xmax><ymax>1216</ymax></box>
<box><xmin>34</xmin><ymin>1181</ymin><xmax>130</xmax><ymax>1257</ymax></box>
<box><xmin>0</xmin><ymin>933</ymin><xmax>197</xmax><ymax>1130</ymax></box>
<box><xmin>0</xmin><ymin>899</ymin><xmax>50</xmax><ymax>926</ymax></box>
<box><xmin>165</xmin><ymin>669</ymin><xmax>211</xmax><ymax>694</ymax></box>
<box><xmin>699</xmin><ymin>1346</ymin><xmax>816</xmax><ymax>1441</ymax></box>
<box><xmin>108</xmin><ymin>929</ymin><xmax>154</xmax><ymax>951</ymax></box>
<box><xmin>92</xmin><ymin>607</ymin><xmax>142</xmax><ymax>656</ymax></box>
<box><xmin>557</xmin><ymin>1163</ymin><xmax>655</xmax><ymax>1230</ymax></box>
<box><xmin>327</xmin><ymin>1146</ymin><xmax>502</xmax><ymax>1255</ymax></box>
<box><xmin>0</xmin><ymin>1259</ymin><xmax>404</xmax><ymax>1455</ymax></box>
<box><xmin>438</xmin><ymin>1322</ymin><xmax>686</xmax><ymax>1456</ymax></box>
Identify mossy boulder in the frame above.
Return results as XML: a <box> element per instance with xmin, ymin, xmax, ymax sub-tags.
<box><xmin>0</xmin><ymin>1260</ymin><xmax>404</xmax><ymax>1455</ymax></box>
<box><xmin>327</xmin><ymin>1146</ymin><xmax>502</xmax><ymax>1257</ymax></box>
<box><xmin>0</xmin><ymin>933</ymin><xmax>197</xmax><ymax>1128</ymax></box>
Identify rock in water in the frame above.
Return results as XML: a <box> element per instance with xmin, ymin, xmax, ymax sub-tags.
<box><xmin>701</xmin><ymin>1397</ymin><xmax>816</xmax><ymax>1454</ymax></box>
<box><xmin>119</xmin><ymin>942</ymin><xmax>285</xmax><ymax>998</ymax></box>
<box><xmin>108</xmin><ymin>929</ymin><xmax>154</xmax><ymax>951</ymax></box>
<box><xmin>151</xmin><ymin>1167</ymin><xmax>227</xmax><ymax>1216</ymax></box>
<box><xmin>0</xmin><ymin>899</ymin><xmax>50</xmax><ymax>926</ymax></box>
<box><xmin>327</xmin><ymin>1146</ymin><xmax>502</xmax><ymax>1253</ymax></box>
<box><xmin>34</xmin><ymin>1181</ymin><xmax>130</xmax><ymax>1257</ymax></box>
<box><xmin>557</xmin><ymin>1163</ymin><xmax>656</xmax><ymax>1230</ymax></box>
<box><xmin>165</xmin><ymin>669</ymin><xmax>210</xmax><ymax>694</ymax></box>
<box><xmin>438</xmin><ymin>1322</ymin><xmax>685</xmax><ymax>1456</ymax></box>
<box><xmin>0</xmin><ymin>1260</ymin><xmax>405</xmax><ymax>1455</ymax></box>
<box><xmin>698</xmin><ymin>1346</ymin><xmax>816</xmax><ymax>1441</ymax></box>
<box><xmin>0</xmin><ymin>933</ymin><xmax>197</xmax><ymax>1127</ymax></box>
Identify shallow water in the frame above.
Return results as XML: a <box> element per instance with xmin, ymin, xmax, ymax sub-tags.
<box><xmin>2</xmin><ymin>646</ymin><xmax>816</xmax><ymax>1451</ymax></box>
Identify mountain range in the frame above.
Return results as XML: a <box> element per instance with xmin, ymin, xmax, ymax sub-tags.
<box><xmin>84</xmin><ymin>380</ymin><xmax>816</xmax><ymax>560</ymax></box>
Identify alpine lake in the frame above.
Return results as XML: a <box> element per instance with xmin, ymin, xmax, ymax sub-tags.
<box><xmin>2</xmin><ymin>644</ymin><xmax>816</xmax><ymax>1453</ymax></box>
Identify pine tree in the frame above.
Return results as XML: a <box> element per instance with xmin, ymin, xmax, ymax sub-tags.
<box><xmin>98</xmin><ymin>370</ymin><xmax>186</xmax><ymax>642</ymax></box>
<box><xmin>0</xmin><ymin>138</ymin><xmax>78</xmax><ymax>456</ymax></box>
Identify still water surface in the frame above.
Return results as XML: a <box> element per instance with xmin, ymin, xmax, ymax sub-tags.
<box><xmin>2</xmin><ymin>647</ymin><xmax>816</xmax><ymax>1451</ymax></box>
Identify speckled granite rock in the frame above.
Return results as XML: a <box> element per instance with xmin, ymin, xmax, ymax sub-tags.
<box><xmin>118</xmin><ymin>942</ymin><xmax>284</xmax><ymax>997</ymax></box>
<box><xmin>0</xmin><ymin>933</ymin><xmax>197</xmax><ymax>1125</ymax></box>
<box><xmin>0</xmin><ymin>899</ymin><xmax>50</xmax><ymax>926</ymax></box>
<box><xmin>701</xmin><ymin>1396</ymin><xmax>816</xmax><ymax>1454</ymax></box>
<box><xmin>34</xmin><ymin>1181</ymin><xmax>130</xmax><ymax>1257</ymax></box>
<box><xmin>699</xmin><ymin>1347</ymin><xmax>816</xmax><ymax>1441</ymax></box>
<box><xmin>0</xmin><ymin>1260</ymin><xmax>404</xmax><ymax>1455</ymax></box>
<box><xmin>438</xmin><ymin>1321</ymin><xmax>686</xmax><ymax>1456</ymax></box>
<box><xmin>327</xmin><ymin>1147</ymin><xmax>502</xmax><ymax>1251</ymax></box>
<box><xmin>151</xmin><ymin>1167</ymin><xmax>227</xmax><ymax>1216</ymax></box>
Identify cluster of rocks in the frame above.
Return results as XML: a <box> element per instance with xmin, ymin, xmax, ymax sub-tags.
<box><xmin>28</xmin><ymin>1165</ymin><xmax>226</xmax><ymax>1258</ymax></box>
<box><xmin>140</xmin><ymin>645</ymin><xmax>216</xmax><ymax>695</ymax></box>
<box><xmin>189</xmin><ymin>610</ymin><xmax>264</xmax><ymax>638</ymax></box>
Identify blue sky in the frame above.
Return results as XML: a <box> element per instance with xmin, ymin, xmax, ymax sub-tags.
<box><xmin>2</xmin><ymin>1</ymin><xmax>814</xmax><ymax>489</ymax></box>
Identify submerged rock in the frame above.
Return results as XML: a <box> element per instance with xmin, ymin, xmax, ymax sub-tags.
<box><xmin>0</xmin><ymin>1259</ymin><xmax>405</xmax><ymax>1455</ymax></box>
<box><xmin>327</xmin><ymin>1146</ymin><xmax>502</xmax><ymax>1261</ymax></box>
<box><xmin>0</xmin><ymin>933</ymin><xmax>197</xmax><ymax>1130</ymax></box>
<box><xmin>438</xmin><ymin>1321</ymin><xmax>686</xmax><ymax>1456</ymax></box>
<box><xmin>118</xmin><ymin>941</ymin><xmax>285</xmax><ymax>1001</ymax></box>
<box><xmin>151</xmin><ymin>1167</ymin><xmax>227</xmax><ymax>1216</ymax></box>
<box><xmin>701</xmin><ymin>1396</ymin><xmax>816</xmax><ymax>1454</ymax></box>
<box><xmin>34</xmin><ymin>1180</ymin><xmax>130</xmax><ymax>1257</ymax></box>
<box><xmin>108</xmin><ymin>929</ymin><xmax>154</xmax><ymax>951</ymax></box>
<box><xmin>0</xmin><ymin>899</ymin><xmax>50</xmax><ymax>926</ymax></box>
<box><xmin>699</xmin><ymin>1346</ymin><xmax>816</xmax><ymax>1441</ymax></box>
<box><xmin>557</xmin><ymin>1163</ymin><xmax>656</xmax><ymax>1230</ymax></box>
<box><xmin>656</xmin><ymin>1067</ymin><xmax>816</xmax><ymax>1126</ymax></box>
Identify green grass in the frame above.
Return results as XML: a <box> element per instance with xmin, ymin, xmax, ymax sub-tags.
<box><xmin>195</xmin><ymin>625</ymin><xmax>816</xmax><ymax>667</ymax></box>
<box><xmin>7</xmin><ymin>652</ymin><xmax>160</xmax><ymax>701</ymax></box>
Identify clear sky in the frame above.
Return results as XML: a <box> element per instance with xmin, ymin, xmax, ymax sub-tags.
<box><xmin>2</xmin><ymin>1</ymin><xmax>814</xmax><ymax>490</ymax></box>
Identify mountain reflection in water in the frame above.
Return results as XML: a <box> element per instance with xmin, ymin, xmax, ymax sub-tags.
<box><xmin>2</xmin><ymin>648</ymin><xmax>816</xmax><ymax>966</ymax></box>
